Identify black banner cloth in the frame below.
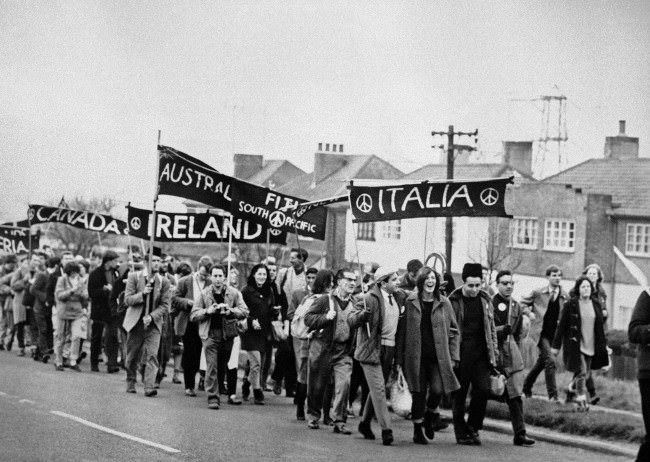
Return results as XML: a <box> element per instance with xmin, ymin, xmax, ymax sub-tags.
<box><xmin>292</xmin><ymin>195</ymin><xmax>348</xmax><ymax>219</ymax></box>
<box><xmin>157</xmin><ymin>146</ymin><xmax>329</xmax><ymax>240</ymax></box>
<box><xmin>348</xmin><ymin>177</ymin><xmax>514</xmax><ymax>223</ymax></box>
<box><xmin>0</xmin><ymin>220</ymin><xmax>30</xmax><ymax>229</ymax></box>
<box><xmin>27</xmin><ymin>204</ymin><xmax>129</xmax><ymax>235</ymax></box>
<box><xmin>127</xmin><ymin>205</ymin><xmax>287</xmax><ymax>244</ymax></box>
<box><xmin>231</xmin><ymin>181</ymin><xmax>328</xmax><ymax>240</ymax></box>
<box><xmin>157</xmin><ymin>145</ymin><xmax>232</xmax><ymax>211</ymax></box>
<box><xmin>0</xmin><ymin>226</ymin><xmax>39</xmax><ymax>255</ymax></box>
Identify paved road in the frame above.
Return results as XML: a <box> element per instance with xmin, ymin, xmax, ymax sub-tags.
<box><xmin>0</xmin><ymin>351</ymin><xmax>631</xmax><ymax>461</ymax></box>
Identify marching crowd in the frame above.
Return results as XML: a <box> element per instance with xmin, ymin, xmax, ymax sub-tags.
<box><xmin>0</xmin><ymin>246</ymin><xmax>624</xmax><ymax>449</ymax></box>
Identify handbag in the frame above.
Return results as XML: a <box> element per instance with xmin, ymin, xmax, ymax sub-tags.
<box><xmin>237</xmin><ymin>319</ymin><xmax>248</xmax><ymax>334</ymax></box>
<box><xmin>390</xmin><ymin>367</ymin><xmax>412</xmax><ymax>418</ymax></box>
<box><xmin>222</xmin><ymin>318</ymin><xmax>239</xmax><ymax>340</ymax></box>
<box><xmin>271</xmin><ymin>320</ymin><xmax>288</xmax><ymax>341</ymax></box>
<box><xmin>489</xmin><ymin>369</ymin><xmax>507</xmax><ymax>398</ymax></box>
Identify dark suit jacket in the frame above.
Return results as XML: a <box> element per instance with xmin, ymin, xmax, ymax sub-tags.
<box><xmin>88</xmin><ymin>265</ymin><xmax>120</xmax><ymax>322</ymax></box>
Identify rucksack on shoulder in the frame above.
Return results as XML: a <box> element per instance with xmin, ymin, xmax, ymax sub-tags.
<box><xmin>291</xmin><ymin>294</ymin><xmax>318</xmax><ymax>340</ymax></box>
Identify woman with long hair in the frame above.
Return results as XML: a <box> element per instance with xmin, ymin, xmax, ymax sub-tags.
<box><xmin>583</xmin><ymin>263</ymin><xmax>608</xmax><ymax>322</ymax></box>
<box><xmin>551</xmin><ymin>275</ymin><xmax>609</xmax><ymax>411</ymax></box>
<box><xmin>240</xmin><ymin>263</ymin><xmax>275</xmax><ymax>405</ymax></box>
<box><xmin>396</xmin><ymin>267</ymin><xmax>460</xmax><ymax>444</ymax></box>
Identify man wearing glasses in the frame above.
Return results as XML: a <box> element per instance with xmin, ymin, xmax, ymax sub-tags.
<box><xmin>304</xmin><ymin>269</ymin><xmax>369</xmax><ymax>435</ymax></box>
<box><xmin>492</xmin><ymin>270</ymin><xmax>535</xmax><ymax>446</ymax></box>
<box><xmin>448</xmin><ymin>263</ymin><xmax>498</xmax><ymax>445</ymax></box>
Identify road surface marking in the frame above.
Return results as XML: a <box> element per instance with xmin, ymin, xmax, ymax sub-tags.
<box><xmin>18</xmin><ymin>399</ymin><xmax>35</xmax><ymax>404</ymax></box>
<box><xmin>50</xmin><ymin>410</ymin><xmax>181</xmax><ymax>454</ymax></box>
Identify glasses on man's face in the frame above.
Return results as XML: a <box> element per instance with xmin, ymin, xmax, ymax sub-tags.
<box><xmin>499</xmin><ymin>281</ymin><xmax>515</xmax><ymax>286</ymax></box>
<box><xmin>465</xmin><ymin>283</ymin><xmax>481</xmax><ymax>288</ymax></box>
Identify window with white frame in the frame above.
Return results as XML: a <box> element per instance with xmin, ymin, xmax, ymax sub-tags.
<box><xmin>543</xmin><ymin>219</ymin><xmax>575</xmax><ymax>252</ymax></box>
<box><xmin>510</xmin><ymin>217</ymin><xmax>538</xmax><ymax>249</ymax></box>
<box><xmin>382</xmin><ymin>220</ymin><xmax>401</xmax><ymax>239</ymax></box>
<box><xmin>357</xmin><ymin>222</ymin><xmax>375</xmax><ymax>241</ymax></box>
<box><xmin>626</xmin><ymin>223</ymin><xmax>650</xmax><ymax>257</ymax></box>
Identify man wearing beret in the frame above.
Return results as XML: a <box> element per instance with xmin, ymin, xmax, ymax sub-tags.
<box><xmin>448</xmin><ymin>262</ymin><xmax>498</xmax><ymax>445</ymax></box>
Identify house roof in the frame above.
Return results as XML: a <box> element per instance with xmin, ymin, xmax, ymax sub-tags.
<box><xmin>402</xmin><ymin>163</ymin><xmax>535</xmax><ymax>183</ymax></box>
<box><xmin>246</xmin><ymin>159</ymin><xmax>303</xmax><ymax>187</ymax></box>
<box><xmin>278</xmin><ymin>155</ymin><xmax>403</xmax><ymax>201</ymax></box>
<box><xmin>541</xmin><ymin>158</ymin><xmax>650</xmax><ymax>217</ymax></box>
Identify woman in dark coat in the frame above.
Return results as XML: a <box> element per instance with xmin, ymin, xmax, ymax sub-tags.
<box><xmin>240</xmin><ymin>264</ymin><xmax>275</xmax><ymax>404</ymax></box>
<box><xmin>396</xmin><ymin>267</ymin><xmax>460</xmax><ymax>444</ymax></box>
<box><xmin>551</xmin><ymin>275</ymin><xmax>608</xmax><ymax>411</ymax></box>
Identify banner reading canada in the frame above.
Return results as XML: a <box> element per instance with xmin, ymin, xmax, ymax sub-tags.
<box><xmin>0</xmin><ymin>226</ymin><xmax>39</xmax><ymax>255</ymax></box>
<box><xmin>27</xmin><ymin>205</ymin><xmax>129</xmax><ymax>235</ymax></box>
<box><xmin>127</xmin><ymin>206</ymin><xmax>287</xmax><ymax>244</ymax></box>
<box><xmin>348</xmin><ymin>177</ymin><xmax>514</xmax><ymax>223</ymax></box>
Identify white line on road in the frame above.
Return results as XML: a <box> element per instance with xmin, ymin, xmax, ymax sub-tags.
<box><xmin>18</xmin><ymin>399</ymin><xmax>35</xmax><ymax>404</ymax></box>
<box><xmin>50</xmin><ymin>410</ymin><xmax>181</xmax><ymax>454</ymax></box>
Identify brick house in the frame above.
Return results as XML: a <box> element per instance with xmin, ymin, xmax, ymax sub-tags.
<box><xmin>492</xmin><ymin>121</ymin><xmax>650</xmax><ymax>329</ymax></box>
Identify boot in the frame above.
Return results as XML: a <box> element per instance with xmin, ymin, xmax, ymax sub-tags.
<box><xmin>242</xmin><ymin>379</ymin><xmax>251</xmax><ymax>401</ymax></box>
<box><xmin>413</xmin><ymin>422</ymin><xmax>428</xmax><ymax>445</ymax></box>
<box><xmin>514</xmin><ymin>432</ymin><xmax>535</xmax><ymax>446</ymax></box>
<box><xmin>423</xmin><ymin>410</ymin><xmax>435</xmax><ymax>440</ymax></box>
<box><xmin>431</xmin><ymin>412</ymin><xmax>449</xmax><ymax>431</ymax></box>
<box><xmin>253</xmin><ymin>388</ymin><xmax>265</xmax><ymax>405</ymax></box>
<box><xmin>358</xmin><ymin>420</ymin><xmax>375</xmax><ymax>440</ymax></box>
<box><xmin>172</xmin><ymin>370</ymin><xmax>182</xmax><ymax>384</ymax></box>
<box><xmin>296</xmin><ymin>384</ymin><xmax>306</xmax><ymax>420</ymax></box>
<box><xmin>381</xmin><ymin>429</ymin><xmax>394</xmax><ymax>446</ymax></box>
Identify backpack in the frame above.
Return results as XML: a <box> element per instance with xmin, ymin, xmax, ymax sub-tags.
<box><xmin>291</xmin><ymin>294</ymin><xmax>319</xmax><ymax>340</ymax></box>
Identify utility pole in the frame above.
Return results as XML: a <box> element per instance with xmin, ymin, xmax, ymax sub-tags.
<box><xmin>431</xmin><ymin>125</ymin><xmax>478</xmax><ymax>273</ymax></box>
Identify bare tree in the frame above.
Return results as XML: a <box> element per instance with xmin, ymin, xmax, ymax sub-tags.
<box><xmin>44</xmin><ymin>196</ymin><xmax>119</xmax><ymax>257</ymax></box>
<box><xmin>481</xmin><ymin>217</ymin><xmax>522</xmax><ymax>281</ymax></box>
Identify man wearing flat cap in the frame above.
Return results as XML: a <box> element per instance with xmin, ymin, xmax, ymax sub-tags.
<box><xmin>448</xmin><ymin>262</ymin><xmax>498</xmax><ymax>445</ymax></box>
<box><xmin>352</xmin><ymin>265</ymin><xmax>405</xmax><ymax>445</ymax></box>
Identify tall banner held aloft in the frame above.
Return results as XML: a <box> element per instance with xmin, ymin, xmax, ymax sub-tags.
<box><xmin>348</xmin><ymin>177</ymin><xmax>514</xmax><ymax>223</ymax></box>
<box><xmin>0</xmin><ymin>226</ymin><xmax>39</xmax><ymax>255</ymax></box>
<box><xmin>127</xmin><ymin>205</ymin><xmax>287</xmax><ymax>244</ymax></box>
<box><xmin>27</xmin><ymin>204</ymin><xmax>129</xmax><ymax>235</ymax></box>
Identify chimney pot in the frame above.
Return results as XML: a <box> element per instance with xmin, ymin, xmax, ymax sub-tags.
<box><xmin>318</xmin><ymin>142</ymin><xmax>323</xmax><ymax>151</ymax></box>
<box><xmin>325</xmin><ymin>143</ymin><xmax>330</xmax><ymax>152</ymax></box>
<box><xmin>619</xmin><ymin>120</ymin><xmax>626</xmax><ymax>135</ymax></box>
<box><xmin>339</xmin><ymin>144</ymin><xmax>344</xmax><ymax>153</ymax></box>
<box><xmin>332</xmin><ymin>144</ymin><xmax>337</xmax><ymax>152</ymax></box>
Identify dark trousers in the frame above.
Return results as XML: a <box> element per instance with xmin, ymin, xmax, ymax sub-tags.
<box><xmin>216</xmin><ymin>339</ymin><xmax>237</xmax><ymax>395</ymax></box>
<box><xmin>523</xmin><ymin>337</ymin><xmax>557</xmax><ymax>398</ymax></box>
<box><xmin>640</xmin><ymin>378</ymin><xmax>650</xmax><ymax>442</ymax></box>
<box><xmin>33</xmin><ymin>306</ymin><xmax>51</xmax><ymax>355</ymax></box>
<box><xmin>505</xmin><ymin>391</ymin><xmax>526</xmax><ymax>437</ymax></box>
<box><xmin>272</xmin><ymin>338</ymin><xmax>297</xmax><ymax>393</ymax></box>
<box><xmin>90</xmin><ymin>319</ymin><xmax>118</xmax><ymax>368</ymax></box>
<box><xmin>412</xmin><ymin>356</ymin><xmax>445</xmax><ymax>422</ymax></box>
<box><xmin>452</xmin><ymin>353</ymin><xmax>491</xmax><ymax>436</ymax></box>
<box><xmin>181</xmin><ymin>322</ymin><xmax>202</xmax><ymax>390</ymax></box>
<box><xmin>260</xmin><ymin>338</ymin><xmax>273</xmax><ymax>389</ymax></box>
<box><xmin>349</xmin><ymin>359</ymin><xmax>369</xmax><ymax>409</ymax></box>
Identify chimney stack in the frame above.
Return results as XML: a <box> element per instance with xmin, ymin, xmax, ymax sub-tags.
<box><xmin>233</xmin><ymin>154</ymin><xmax>264</xmax><ymax>180</ymax></box>
<box><xmin>317</xmin><ymin>143</ymin><xmax>344</xmax><ymax>153</ymax></box>
<box><xmin>503</xmin><ymin>141</ymin><xmax>533</xmax><ymax>177</ymax></box>
<box><xmin>604</xmin><ymin>120</ymin><xmax>638</xmax><ymax>160</ymax></box>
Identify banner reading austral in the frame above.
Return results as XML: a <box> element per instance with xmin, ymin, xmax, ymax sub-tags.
<box><xmin>230</xmin><ymin>181</ymin><xmax>328</xmax><ymax>240</ymax></box>
<box><xmin>348</xmin><ymin>177</ymin><xmax>514</xmax><ymax>223</ymax></box>
<box><xmin>126</xmin><ymin>205</ymin><xmax>287</xmax><ymax>244</ymax></box>
<box><xmin>157</xmin><ymin>145</ymin><xmax>329</xmax><ymax>240</ymax></box>
<box><xmin>0</xmin><ymin>226</ymin><xmax>40</xmax><ymax>255</ymax></box>
<box><xmin>27</xmin><ymin>205</ymin><xmax>129</xmax><ymax>235</ymax></box>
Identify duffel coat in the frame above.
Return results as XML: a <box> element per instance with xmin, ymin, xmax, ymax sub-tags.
<box><xmin>396</xmin><ymin>290</ymin><xmax>460</xmax><ymax>394</ymax></box>
<box><xmin>491</xmin><ymin>293</ymin><xmax>526</xmax><ymax>397</ymax></box>
<box><xmin>552</xmin><ymin>297</ymin><xmax>608</xmax><ymax>373</ymax></box>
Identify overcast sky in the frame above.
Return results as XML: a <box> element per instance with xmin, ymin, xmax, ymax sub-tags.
<box><xmin>1</xmin><ymin>0</ymin><xmax>648</xmax><ymax>221</ymax></box>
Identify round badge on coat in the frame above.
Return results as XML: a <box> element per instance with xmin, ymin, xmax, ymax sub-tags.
<box><xmin>497</xmin><ymin>303</ymin><xmax>507</xmax><ymax>312</ymax></box>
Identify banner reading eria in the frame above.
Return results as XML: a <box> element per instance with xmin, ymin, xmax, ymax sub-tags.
<box><xmin>127</xmin><ymin>206</ymin><xmax>287</xmax><ymax>244</ymax></box>
<box><xmin>0</xmin><ymin>226</ymin><xmax>39</xmax><ymax>255</ymax></box>
<box><xmin>348</xmin><ymin>177</ymin><xmax>514</xmax><ymax>223</ymax></box>
<box><xmin>27</xmin><ymin>205</ymin><xmax>128</xmax><ymax>235</ymax></box>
